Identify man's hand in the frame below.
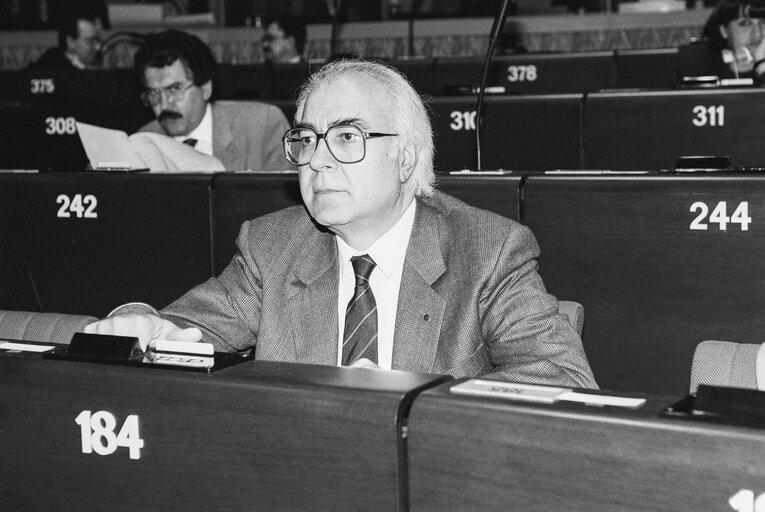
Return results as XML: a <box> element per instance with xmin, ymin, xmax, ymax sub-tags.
<box><xmin>83</xmin><ymin>314</ymin><xmax>202</xmax><ymax>352</ymax></box>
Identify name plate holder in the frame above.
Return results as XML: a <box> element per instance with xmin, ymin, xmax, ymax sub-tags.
<box><xmin>47</xmin><ymin>332</ymin><xmax>252</xmax><ymax>373</ymax></box>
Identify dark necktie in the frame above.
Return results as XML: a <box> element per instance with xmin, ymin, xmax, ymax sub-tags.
<box><xmin>342</xmin><ymin>255</ymin><xmax>378</xmax><ymax>365</ymax></box>
<box><xmin>182</xmin><ymin>138</ymin><xmax>197</xmax><ymax>147</ymax></box>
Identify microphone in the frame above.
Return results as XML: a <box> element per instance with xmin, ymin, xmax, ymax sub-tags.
<box><xmin>475</xmin><ymin>0</ymin><xmax>515</xmax><ymax>171</ymax></box>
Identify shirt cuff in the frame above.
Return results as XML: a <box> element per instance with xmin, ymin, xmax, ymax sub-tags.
<box><xmin>107</xmin><ymin>302</ymin><xmax>159</xmax><ymax>318</ymax></box>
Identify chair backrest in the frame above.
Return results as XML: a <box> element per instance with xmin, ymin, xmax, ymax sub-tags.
<box><xmin>0</xmin><ymin>310</ymin><xmax>97</xmax><ymax>345</ymax></box>
<box><xmin>558</xmin><ymin>300</ymin><xmax>584</xmax><ymax>337</ymax></box>
<box><xmin>689</xmin><ymin>340</ymin><xmax>760</xmax><ymax>393</ymax></box>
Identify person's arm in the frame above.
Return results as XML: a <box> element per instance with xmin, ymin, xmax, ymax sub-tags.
<box><xmin>478</xmin><ymin>225</ymin><xmax>598</xmax><ymax>389</ymax></box>
<box><xmin>159</xmin><ymin>219</ymin><xmax>265</xmax><ymax>352</ymax></box>
<box><xmin>85</xmin><ymin>219</ymin><xmax>266</xmax><ymax>353</ymax></box>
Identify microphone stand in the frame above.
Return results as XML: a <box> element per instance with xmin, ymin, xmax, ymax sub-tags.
<box><xmin>475</xmin><ymin>0</ymin><xmax>514</xmax><ymax>171</ymax></box>
<box><xmin>330</xmin><ymin>0</ymin><xmax>345</xmax><ymax>59</ymax></box>
<box><xmin>408</xmin><ymin>0</ymin><xmax>424</xmax><ymax>57</ymax></box>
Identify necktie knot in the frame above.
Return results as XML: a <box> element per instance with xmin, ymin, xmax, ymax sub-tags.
<box><xmin>351</xmin><ymin>254</ymin><xmax>376</xmax><ymax>283</ymax></box>
<box><xmin>182</xmin><ymin>138</ymin><xmax>198</xmax><ymax>147</ymax></box>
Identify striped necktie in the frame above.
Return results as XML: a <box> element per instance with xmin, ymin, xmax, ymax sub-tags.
<box><xmin>342</xmin><ymin>254</ymin><xmax>378</xmax><ymax>365</ymax></box>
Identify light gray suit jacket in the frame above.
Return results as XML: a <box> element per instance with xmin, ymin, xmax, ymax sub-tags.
<box><xmin>163</xmin><ymin>192</ymin><xmax>597</xmax><ymax>388</ymax></box>
<box><xmin>138</xmin><ymin>100</ymin><xmax>292</xmax><ymax>172</ymax></box>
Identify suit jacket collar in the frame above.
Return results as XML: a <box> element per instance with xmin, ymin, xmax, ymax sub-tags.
<box><xmin>283</xmin><ymin>198</ymin><xmax>447</xmax><ymax>373</ymax></box>
<box><xmin>391</xmin><ymin>197</ymin><xmax>447</xmax><ymax>373</ymax></box>
<box><xmin>285</xmin><ymin>222</ymin><xmax>339</xmax><ymax>366</ymax></box>
<box><xmin>211</xmin><ymin>103</ymin><xmax>240</xmax><ymax>170</ymax></box>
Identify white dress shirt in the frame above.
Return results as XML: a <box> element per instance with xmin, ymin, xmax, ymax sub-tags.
<box><xmin>335</xmin><ymin>200</ymin><xmax>417</xmax><ymax>370</ymax></box>
<box><xmin>174</xmin><ymin>104</ymin><xmax>213</xmax><ymax>156</ymax></box>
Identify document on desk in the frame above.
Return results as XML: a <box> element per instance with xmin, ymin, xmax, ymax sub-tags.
<box><xmin>76</xmin><ymin>122</ymin><xmax>225</xmax><ymax>172</ymax></box>
<box><xmin>451</xmin><ymin>379</ymin><xmax>646</xmax><ymax>408</ymax></box>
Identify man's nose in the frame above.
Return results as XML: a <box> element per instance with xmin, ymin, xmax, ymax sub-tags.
<box><xmin>309</xmin><ymin>137</ymin><xmax>335</xmax><ymax>171</ymax></box>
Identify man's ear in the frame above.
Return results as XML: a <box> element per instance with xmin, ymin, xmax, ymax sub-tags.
<box><xmin>201</xmin><ymin>80</ymin><xmax>213</xmax><ymax>101</ymax></box>
<box><xmin>398</xmin><ymin>143</ymin><xmax>419</xmax><ymax>183</ymax></box>
<box><xmin>720</xmin><ymin>25</ymin><xmax>729</xmax><ymax>41</ymax></box>
<box><xmin>65</xmin><ymin>35</ymin><xmax>77</xmax><ymax>53</ymax></box>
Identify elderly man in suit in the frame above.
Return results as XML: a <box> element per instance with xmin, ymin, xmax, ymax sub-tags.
<box><xmin>86</xmin><ymin>59</ymin><xmax>596</xmax><ymax>388</ymax></box>
<box><xmin>134</xmin><ymin>29</ymin><xmax>291</xmax><ymax>172</ymax></box>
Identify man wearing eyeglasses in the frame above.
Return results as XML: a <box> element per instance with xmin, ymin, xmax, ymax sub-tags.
<box><xmin>86</xmin><ymin>59</ymin><xmax>597</xmax><ymax>388</ymax></box>
<box><xmin>28</xmin><ymin>6</ymin><xmax>104</xmax><ymax>70</ymax></box>
<box><xmin>133</xmin><ymin>30</ymin><xmax>291</xmax><ymax>172</ymax></box>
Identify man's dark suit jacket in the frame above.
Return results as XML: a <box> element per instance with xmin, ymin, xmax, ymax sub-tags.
<box><xmin>138</xmin><ymin>100</ymin><xmax>292</xmax><ymax>172</ymax></box>
<box><xmin>28</xmin><ymin>48</ymin><xmax>75</xmax><ymax>69</ymax></box>
<box><xmin>162</xmin><ymin>191</ymin><xmax>597</xmax><ymax>388</ymax></box>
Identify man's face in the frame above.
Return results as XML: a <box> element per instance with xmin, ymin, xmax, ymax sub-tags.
<box><xmin>142</xmin><ymin>59</ymin><xmax>211</xmax><ymax>137</ymax></box>
<box><xmin>67</xmin><ymin>19</ymin><xmax>102</xmax><ymax>66</ymax></box>
<box><xmin>298</xmin><ymin>78</ymin><xmax>408</xmax><ymax>248</ymax></box>
<box><xmin>262</xmin><ymin>21</ymin><xmax>297</xmax><ymax>62</ymax></box>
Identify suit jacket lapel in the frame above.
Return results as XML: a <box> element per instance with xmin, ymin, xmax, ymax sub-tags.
<box><xmin>391</xmin><ymin>199</ymin><xmax>446</xmax><ymax>373</ymax></box>
<box><xmin>284</xmin><ymin>227</ymin><xmax>339</xmax><ymax>365</ymax></box>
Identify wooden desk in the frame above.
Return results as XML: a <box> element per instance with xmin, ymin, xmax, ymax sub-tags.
<box><xmin>523</xmin><ymin>173</ymin><xmax>765</xmax><ymax>394</ymax></box>
<box><xmin>0</xmin><ymin>356</ymin><xmax>448</xmax><ymax>511</ymax></box>
<box><xmin>408</xmin><ymin>380</ymin><xmax>765</xmax><ymax>511</ymax></box>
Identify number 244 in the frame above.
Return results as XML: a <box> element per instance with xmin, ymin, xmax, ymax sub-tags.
<box><xmin>690</xmin><ymin>201</ymin><xmax>751</xmax><ymax>231</ymax></box>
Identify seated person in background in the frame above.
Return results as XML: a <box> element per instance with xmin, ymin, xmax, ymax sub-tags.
<box><xmin>134</xmin><ymin>29</ymin><xmax>292</xmax><ymax>172</ymax></box>
<box><xmin>85</xmin><ymin>59</ymin><xmax>597</xmax><ymax>388</ymax></box>
<box><xmin>262</xmin><ymin>16</ymin><xmax>306</xmax><ymax>64</ymax></box>
<box><xmin>678</xmin><ymin>0</ymin><xmax>765</xmax><ymax>82</ymax></box>
<box><xmin>28</xmin><ymin>4</ymin><xmax>104</xmax><ymax>69</ymax></box>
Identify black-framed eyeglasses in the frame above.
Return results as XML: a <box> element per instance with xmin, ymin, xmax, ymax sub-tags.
<box><xmin>282</xmin><ymin>125</ymin><xmax>398</xmax><ymax>166</ymax></box>
<box><xmin>140</xmin><ymin>82</ymin><xmax>194</xmax><ymax>106</ymax></box>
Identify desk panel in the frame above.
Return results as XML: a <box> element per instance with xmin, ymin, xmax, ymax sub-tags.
<box><xmin>0</xmin><ymin>103</ymin><xmax>153</xmax><ymax>170</ymax></box>
<box><xmin>584</xmin><ymin>88</ymin><xmax>765</xmax><ymax>171</ymax></box>
<box><xmin>428</xmin><ymin>95</ymin><xmax>582</xmax><ymax>172</ymax></box>
<box><xmin>614</xmin><ymin>48</ymin><xmax>679</xmax><ymax>90</ymax></box>
<box><xmin>434</xmin><ymin>53</ymin><xmax>616</xmax><ymax>96</ymax></box>
<box><xmin>0</xmin><ymin>357</ymin><xmax>448</xmax><ymax>511</ymax></box>
<box><xmin>408</xmin><ymin>382</ymin><xmax>765</xmax><ymax>511</ymax></box>
<box><xmin>1</xmin><ymin>173</ymin><xmax>215</xmax><ymax>316</ymax></box>
<box><xmin>0</xmin><ymin>69</ymin><xmax>142</xmax><ymax>105</ymax></box>
<box><xmin>211</xmin><ymin>173</ymin><xmax>303</xmax><ymax>275</ymax></box>
<box><xmin>523</xmin><ymin>174</ymin><xmax>765</xmax><ymax>394</ymax></box>
<box><xmin>214</xmin><ymin>63</ymin><xmax>272</xmax><ymax>99</ymax></box>
<box><xmin>435</xmin><ymin>174</ymin><xmax>521</xmax><ymax>220</ymax></box>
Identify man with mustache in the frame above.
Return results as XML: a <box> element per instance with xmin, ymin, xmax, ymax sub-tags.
<box><xmin>134</xmin><ymin>29</ymin><xmax>292</xmax><ymax>172</ymax></box>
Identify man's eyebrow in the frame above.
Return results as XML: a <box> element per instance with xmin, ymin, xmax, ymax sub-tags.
<box><xmin>330</xmin><ymin>117</ymin><xmax>367</xmax><ymax>129</ymax></box>
<box><xmin>294</xmin><ymin>117</ymin><xmax>369</xmax><ymax>131</ymax></box>
<box><xmin>293</xmin><ymin>121</ymin><xmax>317</xmax><ymax>130</ymax></box>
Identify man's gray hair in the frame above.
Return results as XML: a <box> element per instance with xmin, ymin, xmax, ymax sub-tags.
<box><xmin>295</xmin><ymin>59</ymin><xmax>435</xmax><ymax>196</ymax></box>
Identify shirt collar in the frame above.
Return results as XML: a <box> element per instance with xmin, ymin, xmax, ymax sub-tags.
<box><xmin>336</xmin><ymin>200</ymin><xmax>417</xmax><ymax>279</ymax></box>
<box><xmin>65</xmin><ymin>52</ymin><xmax>86</xmax><ymax>70</ymax></box>
<box><xmin>175</xmin><ymin>103</ymin><xmax>213</xmax><ymax>145</ymax></box>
